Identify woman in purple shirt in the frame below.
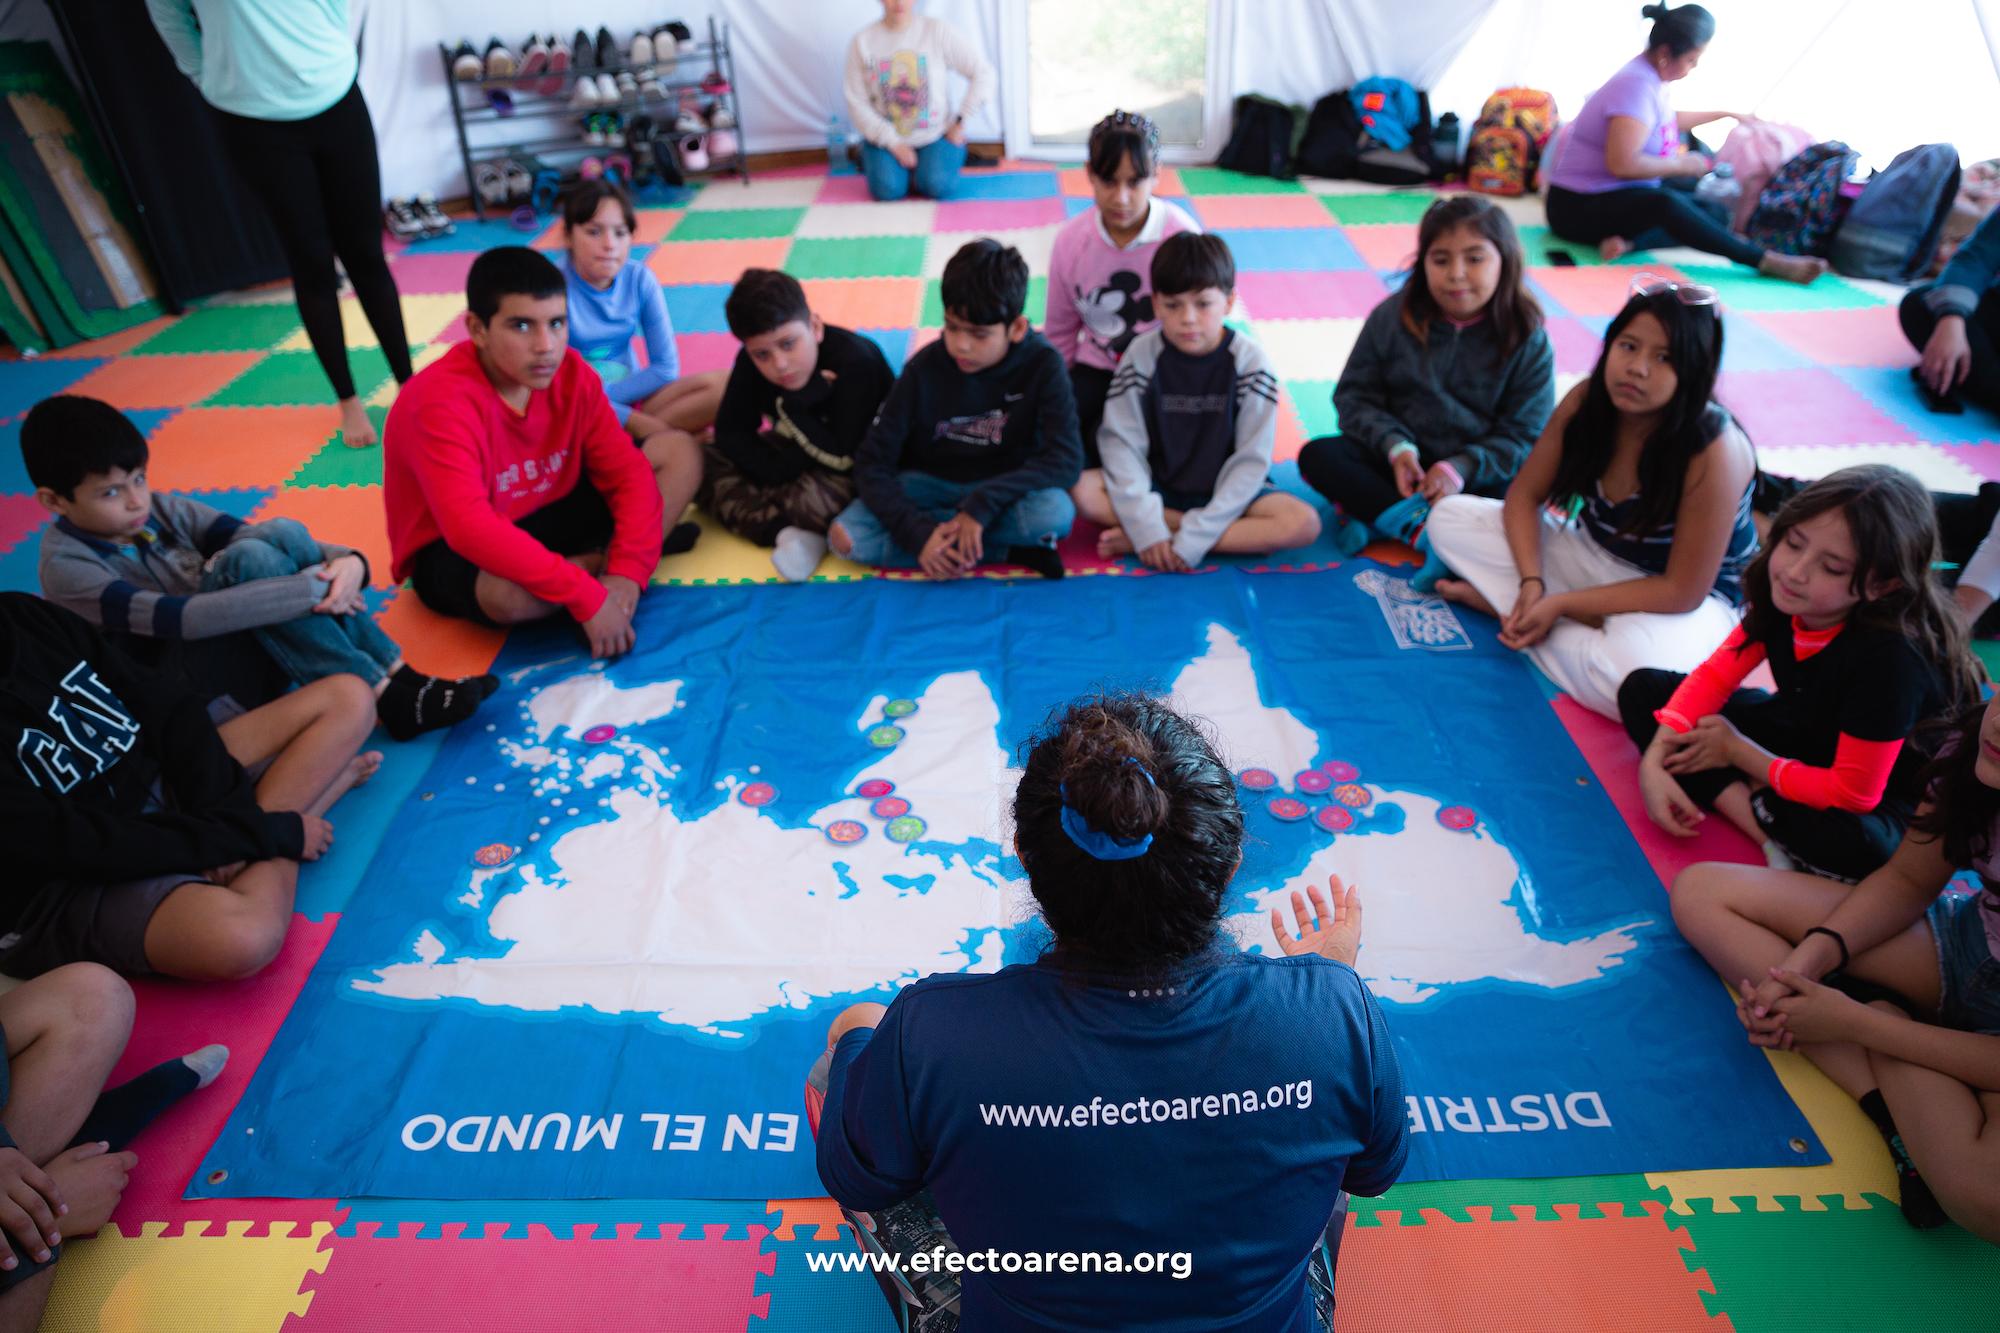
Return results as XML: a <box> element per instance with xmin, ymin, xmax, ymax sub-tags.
<box><xmin>1544</xmin><ymin>4</ymin><xmax>1826</xmax><ymax>284</ymax></box>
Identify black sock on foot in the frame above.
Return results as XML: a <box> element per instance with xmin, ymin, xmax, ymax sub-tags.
<box><xmin>1859</xmin><ymin>1089</ymin><xmax>1948</xmax><ymax>1229</ymax></box>
<box><xmin>662</xmin><ymin>521</ymin><xmax>701</xmax><ymax>556</ymax></box>
<box><xmin>69</xmin><ymin>1049</ymin><xmax>222</xmax><ymax>1151</ymax></box>
<box><xmin>1006</xmin><ymin>544</ymin><xmax>1065</xmax><ymax>580</ymax></box>
<box><xmin>377</xmin><ymin>666</ymin><xmax>497</xmax><ymax>741</ymax></box>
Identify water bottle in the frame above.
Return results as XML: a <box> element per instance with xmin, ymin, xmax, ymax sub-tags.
<box><xmin>827</xmin><ymin>114</ymin><xmax>855</xmax><ymax>175</ymax></box>
<box><xmin>1694</xmin><ymin>160</ymin><xmax>1741</xmax><ymax>210</ymax></box>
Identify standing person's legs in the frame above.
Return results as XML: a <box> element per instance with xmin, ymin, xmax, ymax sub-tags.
<box><xmin>912</xmin><ymin>137</ymin><xmax>968</xmax><ymax>200</ymax></box>
<box><xmin>213</xmin><ymin>106</ymin><xmax>373</xmax><ymax>446</ymax></box>
<box><xmin>310</xmin><ymin>84</ymin><xmax>414</xmax><ymax>397</ymax></box>
<box><xmin>860</xmin><ymin>144</ymin><xmax>912</xmax><ymax>202</ymax></box>
<box><xmin>1296</xmin><ymin>435</ymin><xmax>1404</xmax><ymax>524</ymax></box>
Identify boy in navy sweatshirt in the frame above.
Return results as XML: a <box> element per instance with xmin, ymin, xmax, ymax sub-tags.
<box><xmin>830</xmin><ymin>239</ymin><xmax>1081</xmax><ymax>580</ymax></box>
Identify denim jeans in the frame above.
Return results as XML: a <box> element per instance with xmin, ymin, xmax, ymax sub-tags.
<box><xmin>861</xmin><ymin>137</ymin><xmax>967</xmax><ymax>201</ymax></box>
<box><xmin>834</xmin><ymin>474</ymin><xmax>1075</xmax><ymax>568</ymax></box>
<box><xmin>201</xmin><ymin>517</ymin><xmax>401</xmax><ymax>686</ymax></box>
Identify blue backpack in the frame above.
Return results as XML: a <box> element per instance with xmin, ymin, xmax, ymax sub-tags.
<box><xmin>1746</xmin><ymin>141</ymin><xmax>1859</xmax><ymax>257</ymax></box>
<box><xmin>1831</xmin><ymin>143</ymin><xmax>1962</xmax><ymax>282</ymax></box>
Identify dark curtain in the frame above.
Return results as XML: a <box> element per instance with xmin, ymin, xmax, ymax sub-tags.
<box><xmin>42</xmin><ymin>0</ymin><xmax>288</xmax><ymax>309</ymax></box>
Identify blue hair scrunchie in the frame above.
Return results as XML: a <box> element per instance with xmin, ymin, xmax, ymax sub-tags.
<box><xmin>1057</xmin><ymin>759</ymin><xmax>1157</xmax><ymax>861</ymax></box>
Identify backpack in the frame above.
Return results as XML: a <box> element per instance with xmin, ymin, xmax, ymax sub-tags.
<box><xmin>1830</xmin><ymin>143</ymin><xmax>1962</xmax><ymax>282</ymax></box>
<box><xmin>1746</xmin><ymin>141</ymin><xmax>1860</xmax><ymax>257</ymax></box>
<box><xmin>1296</xmin><ymin>87</ymin><xmax>1439</xmax><ymax>184</ymax></box>
<box><xmin>1465</xmin><ymin>88</ymin><xmax>1559</xmax><ymax>196</ymax></box>
<box><xmin>1350</xmin><ymin>78</ymin><xmax>1422</xmax><ymax>152</ymax></box>
<box><xmin>1216</xmin><ymin>94</ymin><xmax>1304</xmax><ymax>179</ymax></box>
<box><xmin>1714</xmin><ymin>120</ymin><xmax>1813</xmax><ymax>231</ymax></box>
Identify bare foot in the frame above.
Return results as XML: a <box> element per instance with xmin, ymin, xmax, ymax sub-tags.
<box><xmin>307</xmin><ymin>749</ymin><xmax>384</xmax><ymax>820</ymax></box>
<box><xmin>338</xmin><ymin>398</ymin><xmax>377</xmax><ymax>449</ymax></box>
<box><xmin>42</xmin><ymin>1143</ymin><xmax>136</xmax><ymax>1239</ymax></box>
<box><xmin>1598</xmin><ymin>236</ymin><xmax>1634</xmax><ymax>262</ymax></box>
<box><xmin>1757</xmin><ymin>251</ymin><xmax>1827</xmax><ymax>285</ymax></box>
<box><xmin>1096</xmin><ymin>526</ymin><xmax>1134</xmax><ymax>558</ymax></box>
<box><xmin>1434</xmin><ymin>578</ymin><xmax>1499</xmax><ymax>618</ymax></box>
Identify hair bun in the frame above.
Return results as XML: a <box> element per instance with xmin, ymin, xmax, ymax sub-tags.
<box><xmin>1057</xmin><ymin>707</ymin><xmax>1170</xmax><ymax>843</ymax></box>
<box><xmin>1641</xmin><ymin>3</ymin><xmax>1669</xmax><ymax>17</ymax></box>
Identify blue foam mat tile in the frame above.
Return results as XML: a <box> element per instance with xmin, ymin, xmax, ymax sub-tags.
<box><xmin>1835</xmin><ymin>365</ymin><xmax>2000</xmax><ymax>446</ymax></box>
<box><xmin>1220</xmin><ymin>226</ymin><xmax>1369</xmax><ymax>272</ymax></box>
<box><xmin>1719</xmin><ymin>312</ymin><xmax>1811</xmax><ymax>372</ymax></box>
<box><xmin>944</xmin><ymin>170</ymin><xmax>1061</xmax><ymax>201</ymax></box>
<box><xmin>334</xmin><ymin>1195</ymin><xmax>777</xmax><ymax>1240</ymax></box>
<box><xmin>0</xmin><ymin>357</ymin><xmax>110</xmax><ymax>416</ymax></box>
<box><xmin>754</xmin><ymin>1234</ymin><xmax>891</xmax><ymax>1331</ymax></box>
<box><xmin>0</xmin><ymin>408</ymin><xmax>180</xmax><ymax>496</ymax></box>
<box><xmin>187</xmin><ymin>485</ymin><xmax>278</xmax><ymax>522</ymax></box>
<box><xmin>664</xmin><ymin>284</ymin><xmax>735</xmax><ymax>334</ymax></box>
<box><xmin>0</xmin><ymin>527</ymin><xmax>45</xmax><ymax>593</ymax></box>
<box><xmin>294</xmin><ymin>725</ymin><xmax>445</xmax><ymax>921</ymax></box>
<box><xmin>858</xmin><ymin>327</ymin><xmax>912</xmax><ymax>370</ymax></box>
<box><xmin>400</xmin><ymin>217</ymin><xmax>558</xmax><ymax>254</ymax></box>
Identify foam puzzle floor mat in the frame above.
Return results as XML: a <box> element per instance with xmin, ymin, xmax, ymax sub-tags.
<box><xmin>2</xmin><ymin>162</ymin><xmax>1997</xmax><ymax>1329</ymax></box>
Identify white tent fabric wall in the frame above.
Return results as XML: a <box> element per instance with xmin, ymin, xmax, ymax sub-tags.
<box><xmin>350</xmin><ymin>0</ymin><xmax>1004</xmax><ymax>203</ymax></box>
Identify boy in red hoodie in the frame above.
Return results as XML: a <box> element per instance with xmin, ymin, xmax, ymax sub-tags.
<box><xmin>385</xmin><ymin>247</ymin><xmax>666</xmax><ymax>659</ymax></box>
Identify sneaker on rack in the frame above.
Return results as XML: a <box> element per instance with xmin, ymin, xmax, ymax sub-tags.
<box><xmin>596</xmin><ymin>72</ymin><xmax>620</xmax><ymax>104</ymax></box>
<box><xmin>629</xmin><ymin>30</ymin><xmax>655</xmax><ymax>65</ymax></box>
<box><xmin>384</xmin><ymin>198</ymin><xmax>427</xmax><ymax>242</ymax></box>
<box><xmin>615</xmin><ymin>69</ymin><xmax>639</xmax><ymax>100</ymax></box>
<box><xmin>543</xmin><ymin>32</ymin><xmax>570</xmax><ymax>93</ymax></box>
<box><xmin>583</xmin><ymin>113</ymin><xmax>606</xmax><ymax>147</ymax></box>
<box><xmin>673</xmin><ymin>89</ymin><xmax>704</xmax><ymax>134</ymax></box>
<box><xmin>483</xmin><ymin>36</ymin><xmax>516</xmax><ymax>79</ymax></box>
<box><xmin>414</xmin><ymin>193</ymin><xmax>456</xmax><ymax>237</ymax></box>
<box><xmin>570</xmin><ymin>76</ymin><xmax>600</xmax><ymax>110</ymax></box>
<box><xmin>515</xmin><ymin>35</ymin><xmax>547</xmax><ymax>90</ymax></box>
<box><xmin>606</xmin><ymin>114</ymin><xmax>627</xmax><ymax>148</ymax></box>
<box><xmin>679</xmin><ymin>133</ymin><xmax>709</xmax><ymax>173</ymax></box>
<box><xmin>700</xmin><ymin>69</ymin><xmax>730</xmax><ymax>95</ymax></box>
<box><xmin>708</xmin><ymin>103</ymin><xmax>735</xmax><ymax>130</ymax></box>
<box><xmin>708</xmin><ymin>127</ymin><xmax>738</xmax><ymax>161</ymax></box>
<box><xmin>450</xmin><ymin>40</ymin><xmax>483</xmax><ymax>81</ymax></box>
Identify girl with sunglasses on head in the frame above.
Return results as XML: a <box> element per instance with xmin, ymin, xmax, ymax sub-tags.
<box><xmin>1425</xmin><ymin>279</ymin><xmax>1758</xmax><ymax>718</ymax></box>
<box><xmin>1542</xmin><ymin>3</ymin><xmax>1826</xmax><ymax>284</ymax></box>
<box><xmin>1620</xmin><ymin>466</ymin><xmax>1980</xmax><ymax>882</ymax></box>
<box><xmin>808</xmin><ymin>693</ymin><xmax>1407</xmax><ymax>1331</ymax></box>
<box><xmin>1044</xmin><ymin>110</ymin><xmax>1200</xmax><ymax>466</ymax></box>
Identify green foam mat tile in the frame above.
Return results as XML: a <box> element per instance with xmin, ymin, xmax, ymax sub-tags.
<box><xmin>667</xmin><ymin>207</ymin><xmax>809</xmax><ymax>241</ymax></box>
<box><xmin>1318</xmin><ymin>192</ymin><xmax>1438</xmax><ymax>224</ymax></box>
<box><xmin>921</xmin><ymin>275</ymin><xmax>1048</xmax><ymax>328</ymax></box>
<box><xmin>1974</xmin><ymin>639</ymin><xmax>2000</xmax><ymax>682</ymax></box>
<box><xmin>1516</xmin><ymin>224</ymin><xmax>1608</xmax><ymax>267</ymax></box>
<box><xmin>1286</xmin><ymin>379</ymin><xmax>1338</xmax><ymax>438</ymax></box>
<box><xmin>1669</xmin><ymin>264</ymin><xmax>1888</xmax><ymax>313</ymax></box>
<box><xmin>286</xmin><ymin>410</ymin><xmax>388</xmax><ymax>487</ymax></box>
<box><xmin>1350</xmin><ymin>1173</ymin><xmax>1672</xmax><ymax>1226</ymax></box>
<box><xmin>785</xmin><ymin>234</ymin><xmax>928</xmax><ymax>280</ymax></box>
<box><xmin>132</xmin><ymin>303</ymin><xmax>304</xmax><ymax>355</ymax></box>
<box><xmin>1175</xmin><ymin>168</ymin><xmax>1308</xmax><ymax>196</ymax></box>
<box><xmin>203</xmin><ymin>347</ymin><xmax>393</xmax><ymax>408</ymax></box>
<box><xmin>1679</xmin><ymin>1194</ymin><xmax>2000</xmax><ymax>1329</ymax></box>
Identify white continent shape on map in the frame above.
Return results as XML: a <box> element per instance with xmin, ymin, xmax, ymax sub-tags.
<box><xmin>356</xmin><ymin>627</ymin><xmax>1646</xmax><ymax>1034</ymax></box>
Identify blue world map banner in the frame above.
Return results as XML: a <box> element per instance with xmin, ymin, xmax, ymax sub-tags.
<box><xmin>199</xmin><ymin>569</ymin><xmax>1822</xmax><ymax>1201</ymax></box>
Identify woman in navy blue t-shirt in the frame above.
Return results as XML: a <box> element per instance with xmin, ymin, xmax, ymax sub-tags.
<box><xmin>809</xmin><ymin>693</ymin><xmax>1408</xmax><ymax>1331</ymax></box>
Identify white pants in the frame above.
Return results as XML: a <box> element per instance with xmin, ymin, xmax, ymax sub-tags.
<box><xmin>1426</xmin><ymin>495</ymin><xmax>1740</xmax><ymax>718</ymax></box>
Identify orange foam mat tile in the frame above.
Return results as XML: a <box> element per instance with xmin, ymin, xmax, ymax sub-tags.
<box><xmin>1333</xmin><ymin>1202</ymin><xmax>1726</xmax><ymax>1330</ymax></box>
<box><xmin>798</xmin><ymin>277</ymin><xmax>926</xmax><ymax>332</ymax></box>
<box><xmin>42</xmin><ymin>1220</ymin><xmax>334</xmax><ymax>1333</ymax></box>
<box><xmin>59</xmin><ymin>352</ymin><xmax>267</xmax><ymax>410</ymax></box>
<box><xmin>647</xmin><ymin>237</ymin><xmax>795</xmax><ymax>287</ymax></box>
<box><xmin>247</xmin><ymin>484</ymin><xmax>394</xmax><ymax>589</ymax></box>
<box><xmin>765</xmin><ymin>1198</ymin><xmax>846</xmax><ymax>1242</ymax></box>
<box><xmin>44</xmin><ymin>314</ymin><xmax>180</xmax><ymax>360</ymax></box>
<box><xmin>372</xmin><ymin>585</ymin><xmax>507</xmax><ymax>678</ymax></box>
<box><xmin>1533</xmin><ymin>262</ymin><xmax>1693</xmax><ymax>317</ymax></box>
<box><xmin>1058</xmin><ymin>166</ymin><xmax>1184</xmax><ymax>197</ymax></box>
<box><xmin>144</xmin><ymin>406</ymin><xmax>337</xmax><ymax>491</ymax></box>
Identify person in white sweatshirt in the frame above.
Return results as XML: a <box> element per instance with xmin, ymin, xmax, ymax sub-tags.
<box><xmin>843</xmin><ymin>0</ymin><xmax>995</xmax><ymax>201</ymax></box>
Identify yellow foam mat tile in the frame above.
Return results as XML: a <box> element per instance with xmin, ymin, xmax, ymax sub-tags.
<box><xmin>653</xmin><ymin>511</ymin><xmax>869</xmax><ymax>586</ymax></box>
<box><xmin>365</xmin><ymin>343</ymin><xmax>450</xmax><ymax>409</ymax></box>
<box><xmin>1647</xmin><ymin>1047</ymin><xmax>1897</xmax><ymax>1213</ymax></box>
<box><xmin>277</xmin><ymin>295</ymin><xmax>467</xmax><ymax>353</ymax></box>
<box><xmin>42</xmin><ymin>1220</ymin><xmax>332</xmax><ymax>1332</ymax></box>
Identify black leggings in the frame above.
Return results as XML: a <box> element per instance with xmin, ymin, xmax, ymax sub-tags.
<box><xmin>1616</xmin><ymin>668</ymin><xmax>1907</xmax><ymax>882</ymax></box>
<box><xmin>1900</xmin><ymin>285</ymin><xmax>2000</xmax><ymax>412</ymax></box>
<box><xmin>1546</xmin><ymin>182</ymin><xmax>1765</xmax><ymax>270</ymax></box>
<box><xmin>1296</xmin><ymin>434</ymin><xmax>1509</xmax><ymax>524</ymax></box>
<box><xmin>213</xmin><ymin>81</ymin><xmax>413</xmax><ymax>400</ymax></box>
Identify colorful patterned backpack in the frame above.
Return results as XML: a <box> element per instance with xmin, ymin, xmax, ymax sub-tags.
<box><xmin>1745</xmin><ymin>141</ymin><xmax>1860</xmax><ymax>257</ymax></box>
<box><xmin>1465</xmin><ymin>88</ymin><xmax>1559</xmax><ymax>196</ymax></box>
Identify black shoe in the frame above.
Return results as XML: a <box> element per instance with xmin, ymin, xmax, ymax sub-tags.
<box><xmin>662</xmin><ymin>520</ymin><xmax>701</xmax><ymax>557</ymax></box>
<box><xmin>664</xmin><ymin>20</ymin><xmax>693</xmax><ymax>45</ymax></box>
<box><xmin>1006</xmin><ymin>544</ymin><xmax>1066</xmax><ymax>580</ymax></box>
<box><xmin>571</xmin><ymin>28</ymin><xmax>594</xmax><ymax>71</ymax></box>
<box><xmin>595</xmin><ymin>25</ymin><xmax>618</xmax><ymax>69</ymax></box>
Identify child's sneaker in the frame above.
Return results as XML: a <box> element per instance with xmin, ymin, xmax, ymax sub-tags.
<box><xmin>614</xmin><ymin>69</ymin><xmax>639</xmax><ymax>101</ymax></box>
<box><xmin>606</xmin><ymin>114</ymin><xmax>626</xmax><ymax>149</ymax></box>
<box><xmin>414</xmin><ymin>193</ymin><xmax>456</xmax><ymax>238</ymax></box>
<box><xmin>629</xmin><ymin>30</ymin><xmax>655</xmax><ymax>65</ymax></box>
<box><xmin>570</xmin><ymin>76</ymin><xmax>600</xmax><ymax>110</ymax></box>
<box><xmin>595</xmin><ymin>72</ymin><xmax>620</xmax><ymax>104</ymax></box>
<box><xmin>383</xmin><ymin>198</ymin><xmax>427</xmax><ymax>242</ymax></box>
<box><xmin>709</xmin><ymin>127</ymin><xmax>738</xmax><ymax>161</ymax></box>
<box><xmin>482</xmin><ymin>36</ymin><xmax>516</xmax><ymax>80</ymax></box>
<box><xmin>583</xmin><ymin>113</ymin><xmax>606</xmax><ymax>147</ymax></box>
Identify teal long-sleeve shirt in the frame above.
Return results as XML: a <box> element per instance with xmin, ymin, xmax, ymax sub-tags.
<box><xmin>145</xmin><ymin>0</ymin><xmax>356</xmax><ymax>122</ymax></box>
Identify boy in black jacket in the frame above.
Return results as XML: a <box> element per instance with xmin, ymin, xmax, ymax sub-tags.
<box><xmin>701</xmin><ymin>269</ymin><xmax>897</xmax><ymax>581</ymax></box>
<box><xmin>830</xmin><ymin>239</ymin><xmax>1082</xmax><ymax>580</ymax></box>
<box><xmin>0</xmin><ymin>593</ymin><xmax>376</xmax><ymax>982</ymax></box>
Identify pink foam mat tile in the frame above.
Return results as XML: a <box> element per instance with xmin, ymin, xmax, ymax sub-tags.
<box><xmin>1236</xmin><ymin>270</ymin><xmax>1389</xmax><ymax>321</ymax></box>
<box><xmin>1753</xmin><ymin>307</ymin><xmax>1922</xmax><ymax>368</ymax></box>
<box><xmin>107</xmin><ymin>915</ymin><xmax>344</xmax><ymax>1235</ymax></box>
<box><xmin>1717</xmin><ymin>368</ymin><xmax>1916</xmax><ymax>448</ymax></box>
<box><xmin>1943</xmin><ymin>443</ymin><xmax>2000</xmax><ymax>483</ymax></box>
<box><xmin>386</xmin><ymin>251</ymin><xmax>479</xmax><ymax>296</ymax></box>
<box><xmin>290</xmin><ymin>1221</ymin><xmax>776</xmax><ymax>1330</ymax></box>
<box><xmin>1552</xmin><ymin>697</ymin><xmax>1758</xmax><ymax>890</ymax></box>
<box><xmin>1545</xmin><ymin>315</ymin><xmax>1609</xmax><ymax>375</ymax></box>
<box><xmin>933</xmin><ymin>196</ymin><xmax>1066</xmax><ymax>230</ymax></box>
<box><xmin>814</xmin><ymin>173</ymin><xmax>877</xmax><ymax>205</ymax></box>
<box><xmin>676</xmin><ymin>332</ymin><xmax>742</xmax><ymax>376</ymax></box>
<box><xmin>0</xmin><ymin>492</ymin><xmax>48</xmax><ymax>552</ymax></box>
